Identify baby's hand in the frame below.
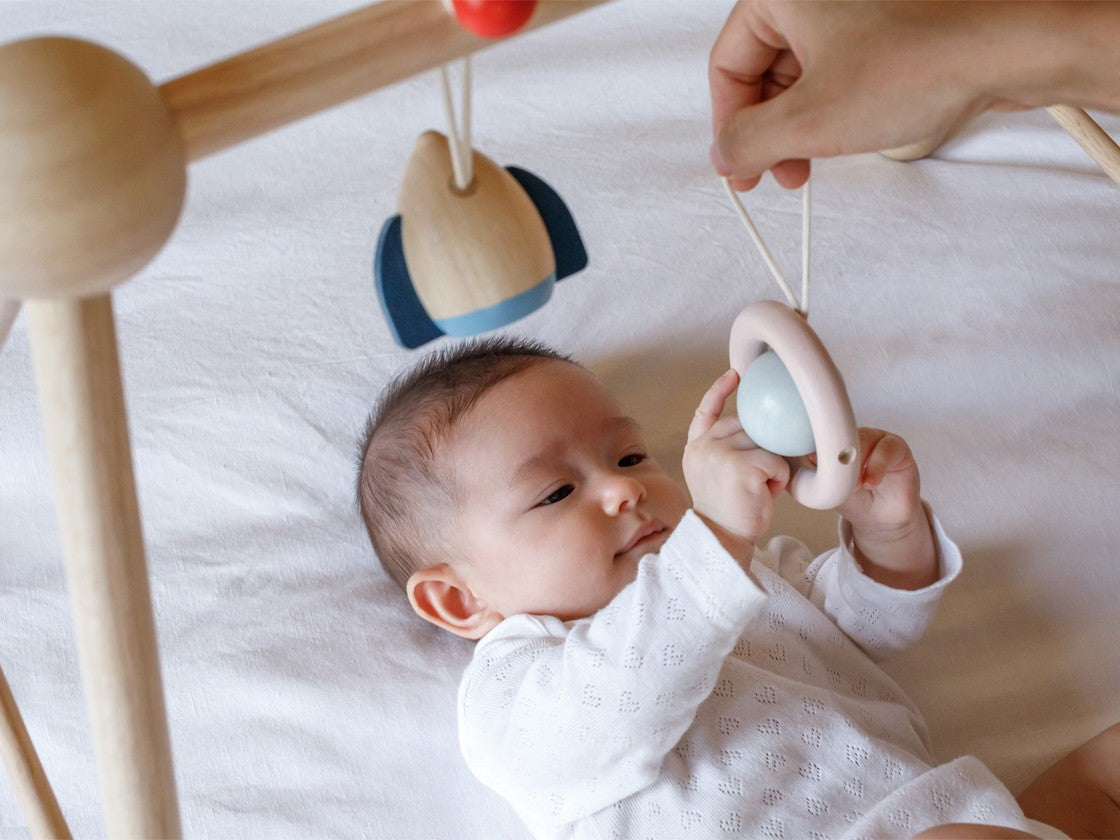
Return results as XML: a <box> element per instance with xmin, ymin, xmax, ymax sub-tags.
<box><xmin>836</xmin><ymin>428</ymin><xmax>923</xmax><ymax>533</ymax></box>
<box><xmin>684</xmin><ymin>370</ymin><xmax>790</xmax><ymax>563</ymax></box>
<box><xmin>836</xmin><ymin>428</ymin><xmax>937</xmax><ymax>590</ymax></box>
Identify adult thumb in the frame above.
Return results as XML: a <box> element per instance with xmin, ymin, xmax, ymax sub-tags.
<box><xmin>714</xmin><ymin>92</ymin><xmax>816</xmax><ymax>189</ymax></box>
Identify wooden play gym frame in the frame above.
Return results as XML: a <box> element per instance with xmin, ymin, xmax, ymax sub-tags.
<box><xmin>0</xmin><ymin>2</ymin><xmax>1117</xmax><ymax>837</ymax></box>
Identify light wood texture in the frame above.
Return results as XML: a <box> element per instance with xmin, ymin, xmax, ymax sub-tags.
<box><xmin>0</xmin><ymin>38</ymin><xmax>186</xmax><ymax>300</ymax></box>
<box><xmin>159</xmin><ymin>0</ymin><xmax>608</xmax><ymax>162</ymax></box>
<box><xmin>26</xmin><ymin>295</ymin><xmax>180</xmax><ymax>840</ymax></box>
<box><xmin>0</xmin><ymin>664</ymin><xmax>72</xmax><ymax>840</ymax></box>
<box><xmin>1047</xmin><ymin>105</ymin><xmax>1120</xmax><ymax>187</ymax></box>
<box><xmin>398</xmin><ymin>131</ymin><xmax>553</xmax><ymax>320</ymax></box>
<box><xmin>0</xmin><ymin>299</ymin><xmax>19</xmax><ymax>349</ymax></box>
<box><xmin>883</xmin><ymin>107</ymin><xmax>1120</xmax><ymax>185</ymax></box>
<box><xmin>880</xmin><ymin>133</ymin><xmax>951</xmax><ymax>162</ymax></box>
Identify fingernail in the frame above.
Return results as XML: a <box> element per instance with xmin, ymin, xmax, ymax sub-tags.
<box><xmin>709</xmin><ymin>141</ymin><xmax>731</xmax><ymax>176</ymax></box>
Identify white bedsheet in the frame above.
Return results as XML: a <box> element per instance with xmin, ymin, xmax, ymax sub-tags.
<box><xmin>2</xmin><ymin>2</ymin><xmax>1118</xmax><ymax>837</ymax></box>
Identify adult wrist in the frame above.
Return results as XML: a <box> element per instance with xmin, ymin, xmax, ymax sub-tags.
<box><xmin>975</xmin><ymin>2</ymin><xmax>1120</xmax><ymax>111</ymax></box>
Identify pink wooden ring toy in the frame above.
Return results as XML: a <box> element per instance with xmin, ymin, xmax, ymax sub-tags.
<box><xmin>729</xmin><ymin>300</ymin><xmax>859</xmax><ymax>510</ymax></box>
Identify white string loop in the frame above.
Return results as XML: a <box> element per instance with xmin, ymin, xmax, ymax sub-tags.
<box><xmin>722</xmin><ymin>176</ymin><xmax>812</xmax><ymax>318</ymax></box>
<box><xmin>439</xmin><ymin>58</ymin><xmax>473</xmax><ymax>190</ymax></box>
<box><xmin>801</xmin><ymin>177</ymin><xmax>811</xmax><ymax>316</ymax></box>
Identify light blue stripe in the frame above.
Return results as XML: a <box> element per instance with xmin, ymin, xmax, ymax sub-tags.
<box><xmin>434</xmin><ymin>275</ymin><xmax>555</xmax><ymax>336</ymax></box>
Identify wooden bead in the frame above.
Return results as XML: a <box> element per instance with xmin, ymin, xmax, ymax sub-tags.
<box><xmin>0</xmin><ymin>37</ymin><xmax>186</xmax><ymax>300</ymax></box>
<box><xmin>879</xmin><ymin>133</ymin><xmax>948</xmax><ymax>161</ymax></box>
<box><xmin>450</xmin><ymin>0</ymin><xmax>538</xmax><ymax>38</ymax></box>
<box><xmin>737</xmin><ymin>349</ymin><xmax>816</xmax><ymax>457</ymax></box>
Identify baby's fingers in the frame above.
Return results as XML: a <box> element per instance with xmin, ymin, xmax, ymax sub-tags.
<box><xmin>688</xmin><ymin>370</ymin><xmax>740</xmax><ymax>443</ymax></box>
<box><xmin>751</xmin><ymin>448</ymin><xmax>791</xmax><ymax>498</ymax></box>
<box><xmin>857</xmin><ymin>428</ymin><xmax>911</xmax><ymax>488</ymax></box>
<box><xmin>707</xmin><ymin>415</ymin><xmax>756</xmax><ymax>442</ymax></box>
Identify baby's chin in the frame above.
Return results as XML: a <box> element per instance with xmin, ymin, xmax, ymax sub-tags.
<box><xmin>552</xmin><ymin>527</ymin><xmax>682</xmax><ymax>621</ymax></box>
<box><xmin>602</xmin><ymin>536</ymin><xmax>666</xmax><ymax>602</ymax></box>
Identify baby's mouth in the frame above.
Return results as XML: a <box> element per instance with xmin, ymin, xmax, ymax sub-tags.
<box><xmin>617</xmin><ymin>521</ymin><xmax>666</xmax><ymax>557</ymax></box>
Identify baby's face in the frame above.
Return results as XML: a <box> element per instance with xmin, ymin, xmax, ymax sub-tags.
<box><xmin>445</xmin><ymin>359</ymin><xmax>689</xmax><ymax>622</ymax></box>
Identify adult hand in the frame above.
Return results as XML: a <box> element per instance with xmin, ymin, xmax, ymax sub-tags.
<box><xmin>708</xmin><ymin>1</ymin><xmax>1040</xmax><ymax>191</ymax></box>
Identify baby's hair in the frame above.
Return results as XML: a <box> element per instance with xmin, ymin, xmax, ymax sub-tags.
<box><xmin>356</xmin><ymin>336</ymin><xmax>574</xmax><ymax>590</ymax></box>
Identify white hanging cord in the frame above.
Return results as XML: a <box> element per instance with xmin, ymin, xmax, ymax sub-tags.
<box><xmin>801</xmin><ymin>178</ymin><xmax>811</xmax><ymax>316</ymax></box>
<box><xmin>439</xmin><ymin>57</ymin><xmax>474</xmax><ymax>190</ymax></box>
<box><xmin>722</xmin><ymin>176</ymin><xmax>812</xmax><ymax>317</ymax></box>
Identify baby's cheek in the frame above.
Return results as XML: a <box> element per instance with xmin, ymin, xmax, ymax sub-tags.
<box><xmin>659</xmin><ymin>478</ymin><xmax>691</xmax><ymax>522</ymax></box>
<box><xmin>607</xmin><ymin>557</ymin><xmax>642</xmax><ymax>603</ymax></box>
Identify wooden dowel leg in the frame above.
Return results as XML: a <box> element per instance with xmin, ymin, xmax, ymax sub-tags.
<box><xmin>25</xmin><ymin>295</ymin><xmax>180</xmax><ymax>840</ymax></box>
<box><xmin>0</xmin><ymin>664</ymin><xmax>72</xmax><ymax>839</ymax></box>
<box><xmin>1047</xmin><ymin>105</ymin><xmax>1120</xmax><ymax>187</ymax></box>
<box><xmin>0</xmin><ymin>299</ymin><xmax>19</xmax><ymax>349</ymax></box>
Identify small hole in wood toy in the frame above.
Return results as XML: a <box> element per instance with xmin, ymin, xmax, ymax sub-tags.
<box><xmin>837</xmin><ymin>447</ymin><xmax>856</xmax><ymax>465</ymax></box>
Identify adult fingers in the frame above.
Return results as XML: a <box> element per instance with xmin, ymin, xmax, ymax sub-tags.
<box><xmin>714</xmin><ymin>89</ymin><xmax>817</xmax><ymax>190</ymax></box>
<box><xmin>708</xmin><ymin>1</ymin><xmax>781</xmax><ymax>133</ymax></box>
<box><xmin>710</xmin><ymin>9</ymin><xmax>806</xmax><ymax>190</ymax></box>
<box><xmin>716</xmin><ymin>157</ymin><xmax>809</xmax><ymax>192</ymax></box>
<box><xmin>688</xmin><ymin>369</ymin><xmax>740</xmax><ymax>443</ymax></box>
<box><xmin>770</xmin><ymin>158</ymin><xmax>811</xmax><ymax>189</ymax></box>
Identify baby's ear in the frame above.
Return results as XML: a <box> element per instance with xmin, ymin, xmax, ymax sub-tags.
<box><xmin>407</xmin><ymin>565</ymin><xmax>503</xmax><ymax>640</ymax></box>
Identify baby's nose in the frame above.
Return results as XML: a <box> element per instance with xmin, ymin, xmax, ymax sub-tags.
<box><xmin>601</xmin><ymin>474</ymin><xmax>645</xmax><ymax>515</ymax></box>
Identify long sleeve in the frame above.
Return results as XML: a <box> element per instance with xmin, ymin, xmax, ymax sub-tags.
<box><xmin>760</xmin><ymin>506</ymin><xmax>963</xmax><ymax>661</ymax></box>
<box><xmin>457</xmin><ymin>511</ymin><xmax>768</xmax><ymax>832</ymax></box>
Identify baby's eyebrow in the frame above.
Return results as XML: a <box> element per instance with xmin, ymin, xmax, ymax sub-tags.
<box><xmin>506</xmin><ymin>416</ymin><xmax>643</xmax><ymax>492</ymax></box>
<box><xmin>611</xmin><ymin>415</ymin><xmax>642</xmax><ymax>434</ymax></box>
<box><xmin>507</xmin><ymin>452</ymin><xmax>558</xmax><ymax>493</ymax></box>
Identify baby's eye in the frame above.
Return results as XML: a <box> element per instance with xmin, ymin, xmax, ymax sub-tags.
<box><xmin>618</xmin><ymin>453</ymin><xmax>646</xmax><ymax>468</ymax></box>
<box><xmin>539</xmin><ymin>484</ymin><xmax>574</xmax><ymax>506</ymax></box>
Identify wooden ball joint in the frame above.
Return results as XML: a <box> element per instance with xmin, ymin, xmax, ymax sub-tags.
<box><xmin>0</xmin><ymin>36</ymin><xmax>187</xmax><ymax>840</ymax></box>
<box><xmin>0</xmin><ymin>37</ymin><xmax>187</xmax><ymax>300</ymax></box>
<box><xmin>730</xmin><ymin>300</ymin><xmax>860</xmax><ymax>510</ymax></box>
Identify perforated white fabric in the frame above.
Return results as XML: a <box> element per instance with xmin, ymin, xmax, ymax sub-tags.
<box><xmin>459</xmin><ymin>512</ymin><xmax>1031</xmax><ymax>839</ymax></box>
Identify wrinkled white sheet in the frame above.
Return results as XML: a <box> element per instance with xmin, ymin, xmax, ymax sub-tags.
<box><xmin>2</xmin><ymin>1</ymin><xmax>1118</xmax><ymax>837</ymax></box>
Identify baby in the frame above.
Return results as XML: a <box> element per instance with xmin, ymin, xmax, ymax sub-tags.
<box><xmin>356</xmin><ymin>336</ymin><xmax>1118</xmax><ymax>840</ymax></box>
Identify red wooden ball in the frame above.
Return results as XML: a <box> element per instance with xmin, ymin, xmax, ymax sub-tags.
<box><xmin>450</xmin><ymin>0</ymin><xmax>537</xmax><ymax>38</ymax></box>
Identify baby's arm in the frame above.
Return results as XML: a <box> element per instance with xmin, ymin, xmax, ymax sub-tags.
<box><xmin>458</xmin><ymin>512</ymin><xmax>767</xmax><ymax>828</ymax></box>
<box><xmin>836</xmin><ymin>428</ymin><xmax>938</xmax><ymax>591</ymax></box>
<box><xmin>770</xmin><ymin>428</ymin><xmax>956</xmax><ymax>660</ymax></box>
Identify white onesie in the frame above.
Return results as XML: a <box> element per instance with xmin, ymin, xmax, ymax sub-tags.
<box><xmin>458</xmin><ymin>510</ymin><xmax>1031</xmax><ymax>839</ymax></box>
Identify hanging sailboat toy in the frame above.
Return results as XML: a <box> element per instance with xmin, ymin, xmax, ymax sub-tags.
<box><xmin>374</xmin><ymin>130</ymin><xmax>587</xmax><ymax>349</ymax></box>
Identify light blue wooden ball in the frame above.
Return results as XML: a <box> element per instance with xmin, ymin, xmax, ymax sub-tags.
<box><xmin>736</xmin><ymin>349</ymin><xmax>816</xmax><ymax>457</ymax></box>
